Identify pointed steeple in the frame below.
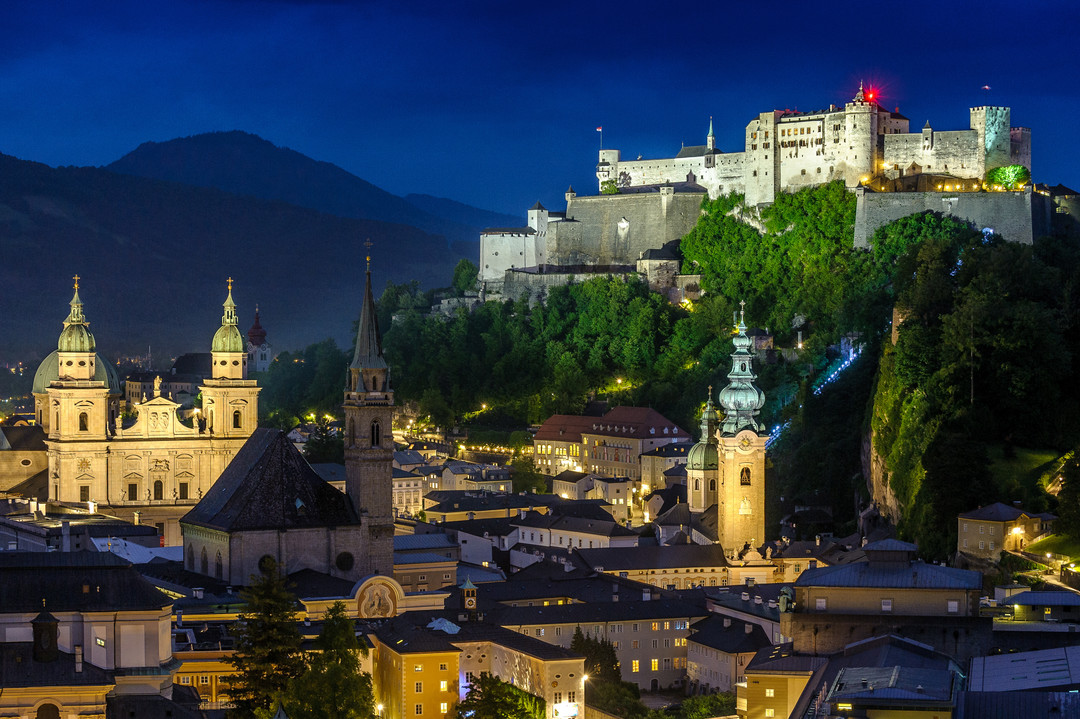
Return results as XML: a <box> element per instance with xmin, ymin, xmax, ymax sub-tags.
<box><xmin>212</xmin><ymin>278</ymin><xmax>245</xmax><ymax>353</ymax></box>
<box><xmin>707</xmin><ymin>117</ymin><xmax>714</xmax><ymax>138</ymax></box>
<box><xmin>58</xmin><ymin>276</ymin><xmax>95</xmax><ymax>353</ymax></box>
<box><xmin>706</xmin><ymin>116</ymin><xmax>716</xmax><ymax>151</ymax></box>
<box><xmin>718</xmin><ymin>301</ymin><xmax>765</xmax><ymax>435</ymax></box>
<box><xmin>351</xmin><ymin>265</ymin><xmax>387</xmax><ymax>372</ymax></box>
<box><xmin>853</xmin><ymin>80</ymin><xmax>866</xmax><ymax>103</ymax></box>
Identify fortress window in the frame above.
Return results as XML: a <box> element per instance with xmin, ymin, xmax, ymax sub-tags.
<box><xmin>79</xmin><ymin>412</ymin><xmax>88</xmax><ymax>432</ymax></box>
<box><xmin>801</xmin><ymin>169</ymin><xmax>806</xmax><ymax>176</ymax></box>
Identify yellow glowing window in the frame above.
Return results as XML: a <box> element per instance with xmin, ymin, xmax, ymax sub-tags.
<box><xmin>440</xmin><ymin>681</ymin><xmax>448</xmax><ymax>691</ymax></box>
<box><xmin>632</xmin><ymin>660</ymin><xmax>639</xmax><ymax>672</ymax></box>
<box><xmin>651</xmin><ymin>659</ymin><xmax>658</xmax><ymax>671</ymax></box>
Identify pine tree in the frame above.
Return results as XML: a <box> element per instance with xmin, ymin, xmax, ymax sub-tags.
<box><xmin>226</xmin><ymin>559</ymin><xmax>305</xmax><ymax>718</ymax></box>
<box><xmin>279</xmin><ymin>602</ymin><xmax>375</xmax><ymax>719</ymax></box>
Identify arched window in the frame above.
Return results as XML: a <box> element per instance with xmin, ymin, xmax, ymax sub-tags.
<box><xmin>232</xmin><ymin>410</ymin><xmax>241</xmax><ymax>429</ymax></box>
<box><xmin>153</xmin><ymin>480</ymin><xmax>163</xmax><ymax>501</ymax></box>
<box><xmin>200</xmin><ymin>547</ymin><xmax>208</xmax><ymax>575</ymax></box>
<box><xmin>694</xmin><ymin>479</ymin><xmax>701</xmax><ymax>491</ymax></box>
<box><xmin>78</xmin><ymin>412</ymin><xmax>88</xmax><ymax>432</ymax></box>
<box><xmin>709</xmin><ymin>479</ymin><xmax>716</xmax><ymax>492</ymax></box>
<box><xmin>371</xmin><ymin>421</ymin><xmax>381</xmax><ymax>447</ymax></box>
<box><xmin>740</xmin><ymin>467</ymin><xmax>751</xmax><ymax>486</ymax></box>
<box><xmin>186</xmin><ymin>544</ymin><xmax>194</xmax><ymax>571</ymax></box>
<box><xmin>215</xmin><ymin>551</ymin><xmax>223</xmax><ymax>580</ymax></box>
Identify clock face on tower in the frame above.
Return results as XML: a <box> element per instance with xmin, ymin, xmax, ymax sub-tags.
<box><xmin>465</xmin><ymin>597</ymin><xmax>476</xmax><ymax>609</ymax></box>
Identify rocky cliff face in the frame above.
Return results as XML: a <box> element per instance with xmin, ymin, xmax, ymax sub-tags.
<box><xmin>862</xmin><ymin>426</ymin><xmax>902</xmax><ymax>521</ymax></box>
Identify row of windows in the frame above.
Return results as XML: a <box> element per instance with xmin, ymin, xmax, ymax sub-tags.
<box><xmin>812</xmin><ymin>597</ymin><xmax>960</xmax><ymax>613</ymax></box>
<box><xmin>629</xmin><ymin>657</ymin><xmax>686</xmax><ymax>672</ymax></box>
<box><xmin>414</xmin><ymin>681</ymin><xmax>450</xmax><ymax>692</ymax></box>
<box><xmin>413</xmin><ymin>663</ymin><xmax>450</xmax><ymax>671</ymax></box>
<box><xmin>414</xmin><ymin>704</ymin><xmax>448</xmax><ymax>715</ymax></box>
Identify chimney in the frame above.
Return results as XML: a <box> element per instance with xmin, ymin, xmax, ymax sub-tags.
<box><xmin>643</xmin><ymin>589</ymin><xmax>651</xmax><ymax>601</ymax></box>
<box><xmin>193</xmin><ymin>587</ymin><xmax>204</xmax><ymax>599</ymax></box>
<box><xmin>815</xmin><ymin>534</ymin><xmax>821</xmax><ymax>546</ymax></box>
<box><xmin>744</xmin><ymin>623</ymin><xmax>753</xmax><ymax>634</ymax></box>
<box><xmin>74</xmin><ymin>645</ymin><xmax>83</xmax><ymax>673</ymax></box>
<box><xmin>723</xmin><ymin>618</ymin><xmax>731</xmax><ymax>628</ymax></box>
<box><xmin>745</xmin><ymin>577</ymin><xmax>755</xmax><ymax>587</ymax></box>
<box><xmin>740</xmin><ymin>592</ymin><xmax>750</xmax><ymax>602</ymax></box>
<box><xmin>754</xmin><ymin>596</ymin><xmax>763</xmax><ymax>605</ymax></box>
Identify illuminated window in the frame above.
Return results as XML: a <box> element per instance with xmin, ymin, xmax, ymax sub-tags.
<box><xmin>414</xmin><ymin>664</ymin><xmax>423</xmax><ymax>672</ymax></box>
<box><xmin>440</xmin><ymin>681</ymin><xmax>447</xmax><ymax>691</ymax></box>
<box><xmin>651</xmin><ymin>659</ymin><xmax>659</xmax><ymax>671</ymax></box>
<box><xmin>765</xmin><ymin>710</ymin><xmax>775</xmax><ymax>718</ymax></box>
<box><xmin>631</xmin><ymin>660</ymin><xmax>639</xmax><ymax>672</ymax></box>
<box><xmin>440</xmin><ymin>704</ymin><xmax>448</xmax><ymax>714</ymax></box>
<box><xmin>765</xmin><ymin>689</ymin><xmax>774</xmax><ymax>697</ymax></box>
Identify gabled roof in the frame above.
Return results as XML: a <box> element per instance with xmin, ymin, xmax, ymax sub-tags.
<box><xmin>181</xmin><ymin>428</ymin><xmax>360</xmax><ymax>532</ymax></box>
<box><xmin>688</xmin><ymin>614</ymin><xmax>772</xmax><ymax>654</ymax></box>
<box><xmin>533</xmin><ymin>414</ymin><xmax>598</xmax><ymax>443</ymax></box>
<box><xmin>959</xmin><ymin>502</ymin><xmax>1055</xmax><ymax>522</ymax></box>
<box><xmin>0</xmin><ymin>425</ymin><xmax>46</xmax><ymax>452</ymax></box>
<box><xmin>577</xmin><ymin>543</ymin><xmax>729</xmax><ymax>571</ymax></box>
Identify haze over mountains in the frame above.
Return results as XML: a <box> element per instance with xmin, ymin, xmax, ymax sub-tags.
<box><xmin>0</xmin><ymin>133</ymin><xmax>521</xmax><ymax>364</ymax></box>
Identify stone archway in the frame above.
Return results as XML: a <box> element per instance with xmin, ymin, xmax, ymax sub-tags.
<box><xmin>36</xmin><ymin>703</ymin><xmax>61</xmax><ymax>719</ymax></box>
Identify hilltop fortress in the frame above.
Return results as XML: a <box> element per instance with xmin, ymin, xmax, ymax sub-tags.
<box><xmin>481</xmin><ymin>86</ymin><xmax>1068</xmax><ymax>301</ymax></box>
<box><xmin>598</xmin><ymin>83</ymin><xmax>1030</xmax><ymax>206</ymax></box>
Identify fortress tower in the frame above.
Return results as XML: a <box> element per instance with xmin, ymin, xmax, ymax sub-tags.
<box><xmin>843</xmin><ymin>81</ymin><xmax>881</xmax><ymax>187</ymax></box>
<box><xmin>716</xmin><ymin>303</ymin><xmax>767</xmax><ymax>559</ymax></box>
<box><xmin>343</xmin><ymin>259</ymin><xmax>395</xmax><ymax>576</ymax></box>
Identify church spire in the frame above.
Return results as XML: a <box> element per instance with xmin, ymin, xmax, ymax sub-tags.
<box><xmin>686</xmin><ymin>386</ymin><xmax>719</xmax><ymax>472</ymax></box>
<box><xmin>351</xmin><ymin>263</ymin><xmax>387</xmax><ymax>372</ymax></box>
<box><xmin>717</xmin><ymin>301</ymin><xmax>765</xmax><ymax>435</ymax></box>
<box><xmin>212</xmin><ymin>278</ymin><xmax>245</xmax><ymax>354</ymax></box>
<box><xmin>706</xmin><ymin>116</ymin><xmax>715</xmax><ymax>151</ymax></box>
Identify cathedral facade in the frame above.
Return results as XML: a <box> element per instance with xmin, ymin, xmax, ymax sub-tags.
<box><xmin>32</xmin><ymin>280</ymin><xmax>259</xmax><ymax>546</ymax></box>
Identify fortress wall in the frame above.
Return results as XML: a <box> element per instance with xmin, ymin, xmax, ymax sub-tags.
<box><xmin>479</xmin><ymin>232</ymin><xmax>537</xmax><ymax>284</ymax></box>
<box><xmin>604</xmin><ymin>156</ymin><xmax>705</xmax><ymax>190</ymax></box>
<box><xmin>854</xmin><ymin>188</ymin><xmax>1046</xmax><ymax>248</ymax></box>
<box><xmin>698</xmin><ymin>153</ymin><xmax>747</xmax><ymax>198</ymax></box>
<box><xmin>883</xmin><ymin>130</ymin><xmax>981</xmax><ymax>177</ymax></box>
<box><xmin>502</xmin><ymin>269</ymin><xmax>636</xmax><ymax>303</ymax></box>
<box><xmin>554</xmin><ymin>192</ymin><xmax>705</xmax><ymax>265</ymax></box>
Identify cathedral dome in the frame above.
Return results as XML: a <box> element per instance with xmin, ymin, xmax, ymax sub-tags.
<box><xmin>212</xmin><ymin>324</ymin><xmax>245</xmax><ymax>353</ymax></box>
<box><xmin>32</xmin><ymin>350</ymin><xmax>121</xmax><ymax>394</ymax></box>
<box><xmin>57</xmin><ymin>322</ymin><xmax>95</xmax><ymax>353</ymax></box>
<box><xmin>718</xmin><ymin>382</ymin><xmax>765</xmax><ymax>413</ymax></box>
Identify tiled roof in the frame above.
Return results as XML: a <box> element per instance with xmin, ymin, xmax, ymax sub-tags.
<box><xmin>181</xmin><ymin>429</ymin><xmax>360</xmax><ymax>532</ymax></box>
<box><xmin>493</xmin><ymin>598</ymin><xmax>707</xmax><ymax>626</ymax></box>
<box><xmin>687</xmin><ymin>614</ymin><xmax>772</xmax><ymax>654</ymax></box>
<box><xmin>795</xmin><ymin>560</ymin><xmax>981</xmax><ymax>590</ymax></box>
<box><xmin>1008</xmin><ymin>590</ymin><xmax>1080</xmax><ymax>607</ymax></box>
<box><xmin>394</xmin><ymin>533</ymin><xmax>457</xmax><ymax>551</ymax></box>
<box><xmin>959</xmin><ymin>502</ymin><xmax>1055</xmax><ymax>522</ymax></box>
<box><xmin>641</xmin><ymin>442</ymin><xmax>692</xmax><ymax>458</ymax></box>
<box><xmin>0</xmin><ymin>552</ymin><xmax>171</xmax><ymax>612</ymax></box>
<box><xmin>577</xmin><ymin>543</ymin><xmax>728</xmax><ymax>571</ymax></box>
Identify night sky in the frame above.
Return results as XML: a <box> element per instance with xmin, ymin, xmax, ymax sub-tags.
<box><xmin>0</xmin><ymin>0</ymin><xmax>1076</xmax><ymax>217</ymax></box>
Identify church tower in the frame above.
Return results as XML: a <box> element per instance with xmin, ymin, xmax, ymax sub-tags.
<box><xmin>200</xmin><ymin>279</ymin><xmax>260</xmax><ymax>439</ymax></box>
<box><xmin>686</xmin><ymin>389</ymin><xmax>719</xmax><ymax>512</ymax></box>
<box><xmin>49</xmin><ymin>278</ymin><xmax>110</xmax><ymax>442</ymax></box>
<box><xmin>343</xmin><ymin>260</ymin><xmax>395</xmax><ymax>576</ymax></box>
<box><xmin>716</xmin><ymin>302</ymin><xmax>767</xmax><ymax>559</ymax></box>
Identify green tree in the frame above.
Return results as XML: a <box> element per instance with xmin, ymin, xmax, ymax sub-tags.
<box><xmin>600</xmin><ymin>179</ymin><xmax>619</xmax><ymax>195</ymax></box>
<box><xmin>673</xmin><ymin>694</ymin><xmax>736</xmax><ymax>719</ymax></box>
<box><xmin>454</xmin><ymin>673</ymin><xmax>545</xmax><ymax>719</ymax></box>
<box><xmin>570</xmin><ymin>627</ymin><xmax>621</xmax><ymax>682</ymax></box>
<box><xmin>303</xmin><ymin>416</ymin><xmax>344</xmax><ymax>464</ymax></box>
<box><xmin>277</xmin><ymin>602</ymin><xmax>375</xmax><ymax>719</ymax></box>
<box><xmin>452</xmin><ymin>259</ymin><xmax>479</xmax><ymax>295</ymax></box>
<box><xmin>985</xmin><ymin>164</ymin><xmax>1031</xmax><ymax>189</ymax></box>
<box><xmin>511</xmin><ymin>456</ymin><xmax>547</xmax><ymax>494</ymax></box>
<box><xmin>226</xmin><ymin>559</ymin><xmax>305</xmax><ymax>718</ymax></box>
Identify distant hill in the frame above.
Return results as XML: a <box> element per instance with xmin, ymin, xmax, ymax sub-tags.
<box><xmin>0</xmin><ymin>152</ymin><xmax>460</xmax><ymax>363</ymax></box>
<box><xmin>106</xmin><ymin>131</ymin><xmax>499</xmax><ymax>250</ymax></box>
<box><xmin>404</xmin><ymin>193</ymin><xmax>521</xmax><ymax>231</ymax></box>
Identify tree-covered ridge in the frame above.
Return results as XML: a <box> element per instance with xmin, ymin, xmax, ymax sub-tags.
<box><xmin>869</xmin><ymin>218</ymin><xmax>1080</xmax><ymax>558</ymax></box>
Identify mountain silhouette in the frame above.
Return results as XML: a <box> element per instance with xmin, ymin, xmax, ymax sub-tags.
<box><xmin>0</xmin><ymin>152</ymin><xmax>458</xmax><ymax>363</ymax></box>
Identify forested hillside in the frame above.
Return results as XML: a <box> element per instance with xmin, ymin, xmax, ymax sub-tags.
<box><xmin>257</xmin><ymin>182</ymin><xmax>1080</xmax><ymax>554</ymax></box>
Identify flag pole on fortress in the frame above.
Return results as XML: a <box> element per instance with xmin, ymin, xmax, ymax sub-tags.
<box><xmin>597</xmin><ymin>125</ymin><xmax>603</xmax><ymax>149</ymax></box>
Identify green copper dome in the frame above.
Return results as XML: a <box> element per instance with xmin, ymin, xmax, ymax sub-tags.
<box><xmin>718</xmin><ymin>303</ymin><xmax>766</xmax><ymax>436</ymax></box>
<box><xmin>33</xmin><ymin>350</ymin><xmax>120</xmax><ymax>394</ymax></box>
<box><xmin>687</xmin><ymin>392</ymin><xmax>719</xmax><ymax>471</ymax></box>
<box><xmin>212</xmin><ymin>281</ymin><xmax>246</xmax><ymax>353</ymax></box>
<box><xmin>57</xmin><ymin>287</ymin><xmax>96</xmax><ymax>353</ymax></box>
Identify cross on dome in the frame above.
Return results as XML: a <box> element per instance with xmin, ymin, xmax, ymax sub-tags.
<box><xmin>72</xmin><ymin>274</ymin><xmax>80</xmax><ymax>290</ymax></box>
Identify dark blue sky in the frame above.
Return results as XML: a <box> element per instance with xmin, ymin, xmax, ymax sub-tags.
<box><xmin>0</xmin><ymin>0</ymin><xmax>1076</xmax><ymax>216</ymax></box>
